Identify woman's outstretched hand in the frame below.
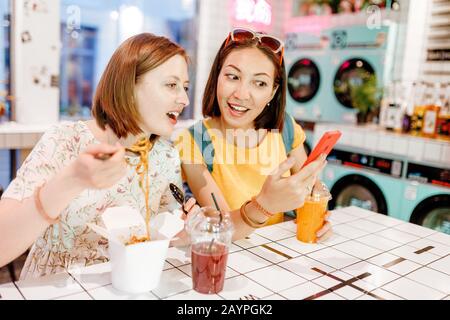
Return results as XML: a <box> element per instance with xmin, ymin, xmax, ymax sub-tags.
<box><xmin>256</xmin><ymin>154</ymin><xmax>327</xmax><ymax>214</ymax></box>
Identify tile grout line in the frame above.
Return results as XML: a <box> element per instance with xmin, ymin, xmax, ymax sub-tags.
<box><xmin>167</xmin><ymin>217</ymin><xmax>448</xmax><ymax>301</ymax></box>
<box><xmin>27</xmin><ymin>210</ymin><xmax>447</xmax><ymax>300</ymax></box>
<box><xmin>317</xmin><ymin>267</ymin><xmax>390</xmax><ymax>300</ymax></box>
<box><xmin>397</xmin><ymin>253</ymin><xmax>450</xmax><ymax>295</ymax></box>
<box><xmin>66</xmin><ymin>269</ymin><xmax>96</xmax><ymax>300</ymax></box>
<box><xmin>106</xmin><ymin>223</ymin><xmax>446</xmax><ymax>300</ymax></box>
<box><xmin>223</xmin><ymin>241</ymin><xmax>332</xmax><ymax>300</ymax></box>
<box><xmin>365</xmin><ymin>261</ymin><xmax>448</xmax><ymax>299</ymax></box>
<box><xmin>422</xmin><ymin>253</ymin><xmax>450</xmax><ymax>276</ymax></box>
<box><xmin>304</xmin><ymin>271</ymin><xmax>385</xmax><ymax>300</ymax></box>
<box><xmin>270</xmin><ymin>253</ymin><xmax>384</xmax><ymax>299</ymax></box>
<box><xmin>364</xmin><ymin>251</ymin><xmax>448</xmax><ymax>298</ymax></box>
<box><xmin>322</xmin><ymin>246</ymin><xmax>444</xmax><ymax>298</ymax></box>
<box><xmin>325</xmin><ymin>216</ymin><xmax>447</xmax><ymax>268</ymax></box>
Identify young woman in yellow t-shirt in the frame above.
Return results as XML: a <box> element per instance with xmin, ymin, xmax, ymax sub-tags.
<box><xmin>175</xmin><ymin>28</ymin><xmax>331</xmax><ymax>241</ymax></box>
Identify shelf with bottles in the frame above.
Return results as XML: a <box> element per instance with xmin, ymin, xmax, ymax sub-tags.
<box><xmin>379</xmin><ymin>80</ymin><xmax>450</xmax><ymax>142</ymax></box>
<box><xmin>288</xmin><ymin>0</ymin><xmax>401</xmax><ymax>27</ymax></box>
<box><xmin>291</xmin><ymin>0</ymin><xmax>400</xmax><ymax>17</ymax></box>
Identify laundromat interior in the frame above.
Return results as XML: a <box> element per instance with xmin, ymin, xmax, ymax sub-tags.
<box><xmin>0</xmin><ymin>0</ymin><xmax>449</xmax><ymax>299</ymax></box>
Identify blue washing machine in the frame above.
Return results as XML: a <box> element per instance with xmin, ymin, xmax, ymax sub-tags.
<box><xmin>321</xmin><ymin>148</ymin><xmax>405</xmax><ymax>216</ymax></box>
<box><xmin>285</xmin><ymin>31</ymin><xmax>330</xmax><ymax>123</ymax></box>
<box><xmin>400</xmin><ymin>162</ymin><xmax>450</xmax><ymax>234</ymax></box>
<box><xmin>326</xmin><ymin>23</ymin><xmax>397</xmax><ymax>123</ymax></box>
<box><xmin>285</xmin><ymin>32</ymin><xmax>329</xmax><ymax>154</ymax></box>
<box><xmin>286</xmin><ymin>23</ymin><xmax>397</xmax><ymax>152</ymax></box>
<box><xmin>286</xmin><ymin>23</ymin><xmax>397</xmax><ymax>124</ymax></box>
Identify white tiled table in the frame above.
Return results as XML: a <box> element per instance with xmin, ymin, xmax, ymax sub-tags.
<box><xmin>1</xmin><ymin>206</ymin><xmax>449</xmax><ymax>300</ymax></box>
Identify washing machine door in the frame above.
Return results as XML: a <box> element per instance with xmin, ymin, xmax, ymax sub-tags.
<box><xmin>329</xmin><ymin>174</ymin><xmax>387</xmax><ymax>214</ymax></box>
<box><xmin>333</xmin><ymin>58</ymin><xmax>376</xmax><ymax>109</ymax></box>
<box><xmin>410</xmin><ymin>195</ymin><xmax>450</xmax><ymax>235</ymax></box>
<box><xmin>288</xmin><ymin>58</ymin><xmax>321</xmax><ymax>103</ymax></box>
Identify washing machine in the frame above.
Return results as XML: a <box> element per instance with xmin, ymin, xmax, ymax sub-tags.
<box><xmin>321</xmin><ymin>148</ymin><xmax>405</xmax><ymax>216</ymax></box>
<box><xmin>285</xmin><ymin>31</ymin><xmax>330</xmax><ymax>124</ymax></box>
<box><xmin>285</xmin><ymin>31</ymin><xmax>329</xmax><ymax>154</ymax></box>
<box><xmin>326</xmin><ymin>23</ymin><xmax>397</xmax><ymax>123</ymax></box>
<box><xmin>400</xmin><ymin>162</ymin><xmax>450</xmax><ymax>234</ymax></box>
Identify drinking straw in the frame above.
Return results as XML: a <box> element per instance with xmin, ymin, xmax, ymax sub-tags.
<box><xmin>211</xmin><ymin>193</ymin><xmax>220</xmax><ymax>210</ymax></box>
<box><xmin>208</xmin><ymin>193</ymin><xmax>222</xmax><ymax>252</ymax></box>
<box><xmin>211</xmin><ymin>192</ymin><xmax>223</xmax><ymax>224</ymax></box>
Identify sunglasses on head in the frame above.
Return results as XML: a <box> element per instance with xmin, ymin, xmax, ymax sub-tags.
<box><xmin>225</xmin><ymin>28</ymin><xmax>285</xmax><ymax>65</ymax></box>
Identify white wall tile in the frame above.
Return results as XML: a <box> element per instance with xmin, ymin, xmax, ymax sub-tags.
<box><xmin>391</xmin><ymin>136</ymin><xmax>408</xmax><ymax>156</ymax></box>
<box><xmin>351</xmin><ymin>131</ymin><xmax>364</xmax><ymax>148</ymax></box>
<box><xmin>423</xmin><ymin>143</ymin><xmax>442</xmax><ymax>163</ymax></box>
<box><xmin>407</xmin><ymin>139</ymin><xmax>424</xmax><ymax>161</ymax></box>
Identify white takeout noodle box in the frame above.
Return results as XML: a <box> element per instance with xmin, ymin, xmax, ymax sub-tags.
<box><xmin>88</xmin><ymin>206</ymin><xmax>184</xmax><ymax>293</ymax></box>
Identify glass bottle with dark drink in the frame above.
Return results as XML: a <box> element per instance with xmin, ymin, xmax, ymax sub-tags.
<box><xmin>402</xmin><ymin>81</ymin><xmax>416</xmax><ymax>133</ymax></box>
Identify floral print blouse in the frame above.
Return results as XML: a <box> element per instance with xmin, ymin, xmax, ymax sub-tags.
<box><xmin>2</xmin><ymin>121</ymin><xmax>182</xmax><ymax>280</ymax></box>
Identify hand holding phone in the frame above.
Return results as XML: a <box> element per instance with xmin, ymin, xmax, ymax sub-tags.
<box><xmin>301</xmin><ymin>131</ymin><xmax>342</xmax><ymax>169</ymax></box>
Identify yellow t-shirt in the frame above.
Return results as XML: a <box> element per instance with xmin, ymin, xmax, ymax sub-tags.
<box><xmin>175</xmin><ymin>116</ymin><xmax>306</xmax><ymax>225</ymax></box>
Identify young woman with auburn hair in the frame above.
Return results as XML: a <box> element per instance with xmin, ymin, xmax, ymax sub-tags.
<box><xmin>175</xmin><ymin>28</ymin><xmax>331</xmax><ymax>241</ymax></box>
<box><xmin>0</xmin><ymin>33</ymin><xmax>198</xmax><ymax>278</ymax></box>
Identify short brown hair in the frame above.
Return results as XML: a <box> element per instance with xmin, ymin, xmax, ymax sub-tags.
<box><xmin>92</xmin><ymin>33</ymin><xmax>187</xmax><ymax>138</ymax></box>
<box><xmin>202</xmin><ymin>36</ymin><xmax>287</xmax><ymax>130</ymax></box>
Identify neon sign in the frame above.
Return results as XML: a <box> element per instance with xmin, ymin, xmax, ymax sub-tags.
<box><xmin>234</xmin><ymin>0</ymin><xmax>272</xmax><ymax>26</ymax></box>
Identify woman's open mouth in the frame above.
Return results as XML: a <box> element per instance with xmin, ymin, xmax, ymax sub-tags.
<box><xmin>166</xmin><ymin>111</ymin><xmax>180</xmax><ymax>125</ymax></box>
<box><xmin>228</xmin><ymin>103</ymin><xmax>249</xmax><ymax>117</ymax></box>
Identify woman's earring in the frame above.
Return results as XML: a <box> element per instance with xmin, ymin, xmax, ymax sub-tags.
<box><xmin>267</xmin><ymin>102</ymin><xmax>271</xmax><ymax>107</ymax></box>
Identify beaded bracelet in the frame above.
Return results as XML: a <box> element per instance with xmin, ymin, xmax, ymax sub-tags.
<box><xmin>251</xmin><ymin>196</ymin><xmax>274</xmax><ymax>218</ymax></box>
<box><xmin>34</xmin><ymin>184</ymin><xmax>59</xmax><ymax>225</ymax></box>
<box><xmin>240</xmin><ymin>200</ymin><xmax>268</xmax><ymax>229</ymax></box>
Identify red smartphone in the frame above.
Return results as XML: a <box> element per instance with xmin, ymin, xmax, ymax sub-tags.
<box><xmin>301</xmin><ymin>131</ymin><xmax>342</xmax><ymax>168</ymax></box>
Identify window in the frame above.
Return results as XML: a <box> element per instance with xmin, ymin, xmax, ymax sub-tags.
<box><xmin>0</xmin><ymin>0</ymin><xmax>10</xmax><ymax>123</ymax></box>
<box><xmin>0</xmin><ymin>0</ymin><xmax>10</xmax><ymax>191</ymax></box>
<box><xmin>59</xmin><ymin>0</ymin><xmax>198</xmax><ymax>120</ymax></box>
<box><xmin>60</xmin><ymin>23</ymin><xmax>97</xmax><ymax>118</ymax></box>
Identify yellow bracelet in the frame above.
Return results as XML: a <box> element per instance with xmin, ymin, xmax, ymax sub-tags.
<box><xmin>34</xmin><ymin>184</ymin><xmax>59</xmax><ymax>225</ymax></box>
<box><xmin>240</xmin><ymin>200</ymin><xmax>268</xmax><ymax>229</ymax></box>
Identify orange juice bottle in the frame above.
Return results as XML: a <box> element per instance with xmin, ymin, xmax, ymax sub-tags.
<box><xmin>296</xmin><ymin>184</ymin><xmax>331</xmax><ymax>243</ymax></box>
